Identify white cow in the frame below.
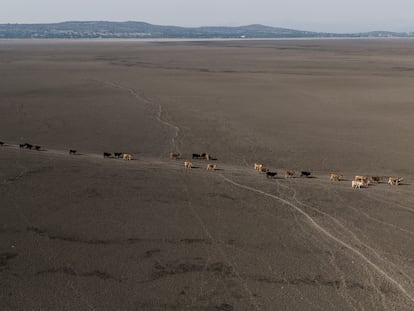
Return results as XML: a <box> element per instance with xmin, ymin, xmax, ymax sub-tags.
<box><xmin>352</xmin><ymin>180</ymin><xmax>364</xmax><ymax>189</ymax></box>
<box><xmin>123</xmin><ymin>153</ymin><xmax>132</xmax><ymax>160</ymax></box>
<box><xmin>254</xmin><ymin>163</ymin><xmax>263</xmax><ymax>171</ymax></box>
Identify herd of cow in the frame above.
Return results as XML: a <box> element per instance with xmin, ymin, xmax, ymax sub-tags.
<box><xmin>253</xmin><ymin>163</ymin><xmax>311</xmax><ymax>179</ymax></box>
<box><xmin>102</xmin><ymin>152</ymin><xmax>133</xmax><ymax>160</ymax></box>
<box><xmin>68</xmin><ymin>149</ymin><xmax>133</xmax><ymax>160</ymax></box>
<box><xmin>19</xmin><ymin>143</ymin><xmax>42</xmax><ymax>151</ymax></box>
<box><xmin>255</xmin><ymin>163</ymin><xmax>404</xmax><ymax>188</ymax></box>
<box><xmin>170</xmin><ymin>152</ymin><xmax>217</xmax><ymax>170</ymax></box>
<box><xmin>1</xmin><ymin>141</ymin><xmax>135</xmax><ymax>161</ymax></box>
<box><xmin>171</xmin><ymin>151</ymin><xmax>404</xmax><ymax>189</ymax></box>
<box><xmin>328</xmin><ymin>172</ymin><xmax>403</xmax><ymax>187</ymax></box>
<box><xmin>1</xmin><ymin>141</ymin><xmax>405</xmax><ymax>188</ymax></box>
<box><xmin>261</xmin><ymin>163</ymin><xmax>403</xmax><ymax>188</ymax></box>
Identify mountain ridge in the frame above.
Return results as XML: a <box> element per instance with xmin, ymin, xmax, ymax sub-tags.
<box><xmin>0</xmin><ymin>21</ymin><xmax>412</xmax><ymax>38</ymax></box>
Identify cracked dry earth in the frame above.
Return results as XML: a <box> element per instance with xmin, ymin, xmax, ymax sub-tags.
<box><xmin>1</xmin><ymin>39</ymin><xmax>414</xmax><ymax>310</ymax></box>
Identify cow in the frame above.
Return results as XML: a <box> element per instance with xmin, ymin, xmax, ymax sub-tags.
<box><xmin>352</xmin><ymin>180</ymin><xmax>364</xmax><ymax>189</ymax></box>
<box><xmin>34</xmin><ymin>145</ymin><xmax>41</xmax><ymax>151</ymax></box>
<box><xmin>184</xmin><ymin>161</ymin><xmax>193</xmax><ymax>168</ymax></box>
<box><xmin>354</xmin><ymin>175</ymin><xmax>370</xmax><ymax>186</ymax></box>
<box><xmin>300</xmin><ymin>171</ymin><xmax>311</xmax><ymax>177</ymax></box>
<box><xmin>330</xmin><ymin>173</ymin><xmax>343</xmax><ymax>181</ymax></box>
<box><xmin>25</xmin><ymin>143</ymin><xmax>33</xmax><ymax>150</ymax></box>
<box><xmin>19</xmin><ymin>144</ymin><xmax>26</xmax><ymax>149</ymax></box>
<box><xmin>0</xmin><ymin>141</ymin><xmax>4</xmax><ymax>146</ymax></box>
<box><xmin>354</xmin><ymin>175</ymin><xmax>365</xmax><ymax>181</ymax></box>
<box><xmin>69</xmin><ymin>149</ymin><xmax>77</xmax><ymax>155</ymax></box>
<box><xmin>103</xmin><ymin>152</ymin><xmax>112</xmax><ymax>158</ymax></box>
<box><xmin>206</xmin><ymin>163</ymin><xmax>216</xmax><ymax>170</ymax></box>
<box><xmin>285</xmin><ymin>170</ymin><xmax>295</xmax><ymax>178</ymax></box>
<box><xmin>254</xmin><ymin>163</ymin><xmax>263</xmax><ymax>171</ymax></box>
<box><xmin>114</xmin><ymin>152</ymin><xmax>123</xmax><ymax>158</ymax></box>
<box><xmin>122</xmin><ymin>153</ymin><xmax>132</xmax><ymax>160</ymax></box>
<box><xmin>192</xmin><ymin>153</ymin><xmax>201</xmax><ymax>159</ymax></box>
<box><xmin>170</xmin><ymin>152</ymin><xmax>180</xmax><ymax>160</ymax></box>
<box><xmin>205</xmin><ymin>153</ymin><xmax>210</xmax><ymax>160</ymax></box>
<box><xmin>388</xmin><ymin>177</ymin><xmax>403</xmax><ymax>186</ymax></box>
<box><xmin>369</xmin><ymin>176</ymin><xmax>383</xmax><ymax>183</ymax></box>
<box><xmin>260</xmin><ymin>167</ymin><xmax>269</xmax><ymax>173</ymax></box>
<box><xmin>266</xmin><ymin>172</ymin><xmax>277</xmax><ymax>179</ymax></box>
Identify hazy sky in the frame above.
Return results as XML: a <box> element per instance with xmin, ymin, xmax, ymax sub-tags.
<box><xmin>1</xmin><ymin>0</ymin><xmax>413</xmax><ymax>33</ymax></box>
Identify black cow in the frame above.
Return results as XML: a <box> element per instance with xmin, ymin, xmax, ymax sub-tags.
<box><xmin>114</xmin><ymin>152</ymin><xmax>123</xmax><ymax>158</ymax></box>
<box><xmin>192</xmin><ymin>153</ymin><xmax>201</xmax><ymax>159</ymax></box>
<box><xmin>25</xmin><ymin>143</ymin><xmax>33</xmax><ymax>150</ymax></box>
<box><xmin>300</xmin><ymin>171</ymin><xmax>312</xmax><ymax>177</ymax></box>
<box><xmin>103</xmin><ymin>152</ymin><xmax>112</xmax><ymax>158</ymax></box>
<box><xmin>69</xmin><ymin>149</ymin><xmax>77</xmax><ymax>155</ymax></box>
<box><xmin>19</xmin><ymin>144</ymin><xmax>26</xmax><ymax>148</ymax></box>
<box><xmin>34</xmin><ymin>145</ymin><xmax>41</xmax><ymax>151</ymax></box>
<box><xmin>266</xmin><ymin>172</ymin><xmax>278</xmax><ymax>179</ymax></box>
<box><xmin>0</xmin><ymin>141</ymin><xmax>4</xmax><ymax>146</ymax></box>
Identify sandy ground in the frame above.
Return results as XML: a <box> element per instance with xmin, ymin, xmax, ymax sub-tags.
<box><xmin>1</xmin><ymin>39</ymin><xmax>414</xmax><ymax>310</ymax></box>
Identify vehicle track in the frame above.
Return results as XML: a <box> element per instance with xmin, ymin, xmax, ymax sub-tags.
<box><xmin>218</xmin><ymin>174</ymin><xmax>414</xmax><ymax>306</ymax></box>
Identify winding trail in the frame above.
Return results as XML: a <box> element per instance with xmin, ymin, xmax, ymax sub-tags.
<box><xmin>95</xmin><ymin>80</ymin><xmax>181</xmax><ymax>154</ymax></box>
<box><xmin>281</xmin><ymin>181</ymin><xmax>414</xmax><ymax>293</ymax></box>
<box><xmin>218</xmin><ymin>174</ymin><xmax>414</xmax><ymax>305</ymax></box>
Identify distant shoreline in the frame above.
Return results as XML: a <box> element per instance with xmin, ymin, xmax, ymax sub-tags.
<box><xmin>2</xmin><ymin>21</ymin><xmax>412</xmax><ymax>40</ymax></box>
<box><xmin>2</xmin><ymin>37</ymin><xmax>414</xmax><ymax>43</ymax></box>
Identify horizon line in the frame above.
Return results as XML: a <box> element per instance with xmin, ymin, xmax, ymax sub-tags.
<box><xmin>0</xmin><ymin>20</ymin><xmax>412</xmax><ymax>35</ymax></box>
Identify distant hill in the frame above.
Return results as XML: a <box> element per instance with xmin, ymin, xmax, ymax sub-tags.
<box><xmin>0</xmin><ymin>21</ymin><xmax>412</xmax><ymax>39</ymax></box>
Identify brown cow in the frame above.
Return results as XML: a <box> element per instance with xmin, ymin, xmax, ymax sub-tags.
<box><xmin>206</xmin><ymin>163</ymin><xmax>216</xmax><ymax>171</ymax></box>
<box><xmin>369</xmin><ymin>176</ymin><xmax>383</xmax><ymax>183</ymax></box>
<box><xmin>260</xmin><ymin>167</ymin><xmax>269</xmax><ymax>173</ymax></box>
<box><xmin>330</xmin><ymin>173</ymin><xmax>343</xmax><ymax>181</ymax></box>
<box><xmin>170</xmin><ymin>152</ymin><xmax>180</xmax><ymax>160</ymax></box>
<box><xmin>285</xmin><ymin>170</ymin><xmax>295</xmax><ymax>178</ymax></box>
<box><xmin>184</xmin><ymin>161</ymin><xmax>193</xmax><ymax>168</ymax></box>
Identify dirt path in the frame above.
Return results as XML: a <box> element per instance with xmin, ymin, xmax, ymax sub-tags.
<box><xmin>96</xmin><ymin>80</ymin><xmax>182</xmax><ymax>155</ymax></box>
